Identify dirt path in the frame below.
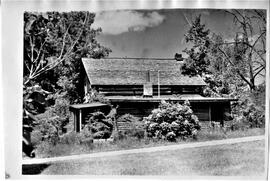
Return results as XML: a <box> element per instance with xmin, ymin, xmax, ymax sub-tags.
<box><xmin>22</xmin><ymin>135</ymin><xmax>265</xmax><ymax>165</ymax></box>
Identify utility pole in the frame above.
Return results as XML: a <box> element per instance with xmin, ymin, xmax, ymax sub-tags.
<box><xmin>158</xmin><ymin>70</ymin><xmax>160</xmax><ymax>98</ymax></box>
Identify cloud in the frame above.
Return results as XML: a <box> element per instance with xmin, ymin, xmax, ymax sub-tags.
<box><xmin>92</xmin><ymin>10</ymin><xmax>165</xmax><ymax>35</ymax></box>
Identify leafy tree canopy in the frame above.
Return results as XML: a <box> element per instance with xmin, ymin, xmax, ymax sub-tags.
<box><xmin>23</xmin><ymin>12</ymin><xmax>111</xmax><ymax>156</ymax></box>
<box><xmin>24</xmin><ymin>11</ymin><xmax>111</xmax><ymax>103</ymax></box>
<box><xmin>182</xmin><ymin>15</ymin><xmax>211</xmax><ymax>76</ymax></box>
<box><xmin>180</xmin><ymin>10</ymin><xmax>266</xmax><ymax>94</ymax></box>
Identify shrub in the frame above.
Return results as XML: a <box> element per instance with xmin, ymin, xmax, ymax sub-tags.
<box><xmin>243</xmin><ymin>103</ymin><xmax>265</xmax><ymax>128</ymax></box>
<box><xmin>231</xmin><ymin>84</ymin><xmax>265</xmax><ymax>129</ymax></box>
<box><xmin>85</xmin><ymin>112</ymin><xmax>114</xmax><ymax>139</ymax></box>
<box><xmin>59</xmin><ymin>131</ymin><xmax>82</xmax><ymax>145</ymax></box>
<box><xmin>166</xmin><ymin>132</ymin><xmax>176</xmax><ymax>141</ymax></box>
<box><xmin>144</xmin><ymin>100</ymin><xmax>200</xmax><ymax>141</ymax></box>
<box><xmin>35</xmin><ymin>111</ymin><xmax>65</xmax><ymax>144</ymax></box>
<box><xmin>116</xmin><ymin>114</ymin><xmax>145</xmax><ymax>140</ymax></box>
<box><xmin>34</xmin><ymin>98</ymin><xmax>70</xmax><ymax>144</ymax></box>
<box><xmin>31</xmin><ymin>129</ymin><xmax>43</xmax><ymax>146</ymax></box>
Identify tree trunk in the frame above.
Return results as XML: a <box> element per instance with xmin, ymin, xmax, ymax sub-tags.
<box><xmin>249</xmin><ymin>78</ymin><xmax>256</xmax><ymax>92</ymax></box>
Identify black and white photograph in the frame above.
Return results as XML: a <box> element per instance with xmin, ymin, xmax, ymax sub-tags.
<box><xmin>1</xmin><ymin>0</ymin><xmax>269</xmax><ymax>179</ymax></box>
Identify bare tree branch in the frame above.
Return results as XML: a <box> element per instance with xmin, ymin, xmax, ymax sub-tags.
<box><xmin>29</xmin><ymin>36</ymin><xmax>34</xmax><ymax>77</ymax></box>
<box><xmin>217</xmin><ymin>46</ymin><xmax>253</xmax><ymax>89</ymax></box>
<box><xmin>182</xmin><ymin>12</ymin><xmax>192</xmax><ymax>27</ymax></box>
<box><xmin>254</xmin><ymin>66</ymin><xmax>265</xmax><ymax>78</ymax></box>
<box><xmin>253</xmin><ymin>64</ymin><xmax>265</xmax><ymax>72</ymax></box>
<box><xmin>251</xmin><ymin>31</ymin><xmax>266</xmax><ymax>50</ymax></box>
<box><xmin>33</xmin><ymin>40</ymin><xmax>46</xmax><ymax>63</ymax></box>
<box><xmin>254</xmin><ymin>10</ymin><xmax>266</xmax><ymax>23</ymax></box>
<box><xmin>216</xmin><ymin>40</ymin><xmax>265</xmax><ymax>64</ymax></box>
<box><xmin>58</xmin><ymin>24</ymin><xmax>72</xmax><ymax>60</ymax></box>
<box><xmin>24</xmin><ymin>12</ymin><xmax>90</xmax><ymax>85</ymax></box>
<box><xmin>226</xmin><ymin>10</ymin><xmax>245</xmax><ymax>27</ymax></box>
<box><xmin>24</xmin><ymin>61</ymin><xmax>31</xmax><ymax>73</ymax></box>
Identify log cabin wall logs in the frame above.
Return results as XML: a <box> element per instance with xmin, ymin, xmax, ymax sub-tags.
<box><xmin>92</xmin><ymin>85</ymin><xmax>203</xmax><ymax>97</ymax></box>
<box><xmin>110</xmin><ymin>101</ymin><xmax>231</xmax><ymax>123</ymax></box>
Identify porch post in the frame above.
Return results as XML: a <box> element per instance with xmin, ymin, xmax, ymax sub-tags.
<box><xmin>209</xmin><ymin>104</ymin><xmax>212</xmax><ymax>125</ymax></box>
<box><xmin>158</xmin><ymin>70</ymin><xmax>160</xmax><ymax>98</ymax></box>
<box><xmin>79</xmin><ymin>109</ymin><xmax>82</xmax><ymax>132</ymax></box>
<box><xmin>72</xmin><ymin>111</ymin><xmax>76</xmax><ymax>132</ymax></box>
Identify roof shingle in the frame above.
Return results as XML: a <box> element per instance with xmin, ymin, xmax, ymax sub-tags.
<box><xmin>82</xmin><ymin>58</ymin><xmax>206</xmax><ymax>86</ymax></box>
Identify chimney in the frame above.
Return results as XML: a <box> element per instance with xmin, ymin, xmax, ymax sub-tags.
<box><xmin>174</xmin><ymin>53</ymin><xmax>183</xmax><ymax>61</ymax></box>
<box><xmin>143</xmin><ymin>70</ymin><xmax>153</xmax><ymax>97</ymax></box>
<box><xmin>146</xmin><ymin>70</ymin><xmax>151</xmax><ymax>82</ymax></box>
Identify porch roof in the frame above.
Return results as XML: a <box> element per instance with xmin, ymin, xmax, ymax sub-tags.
<box><xmin>106</xmin><ymin>95</ymin><xmax>238</xmax><ymax>103</ymax></box>
<box><xmin>69</xmin><ymin>102</ymin><xmax>109</xmax><ymax>110</ymax></box>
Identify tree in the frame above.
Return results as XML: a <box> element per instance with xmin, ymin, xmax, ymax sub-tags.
<box><xmin>181</xmin><ymin>15</ymin><xmax>211</xmax><ymax>76</ymax></box>
<box><xmin>207</xmin><ymin>33</ymin><xmax>245</xmax><ymax>96</ymax></box>
<box><xmin>24</xmin><ymin>11</ymin><xmax>111</xmax><ymax>101</ymax></box>
<box><xmin>23</xmin><ymin>84</ymin><xmax>50</xmax><ymax>157</ymax></box>
<box><xmin>181</xmin><ymin>10</ymin><xmax>266</xmax><ymax>93</ymax></box>
<box><xmin>181</xmin><ymin>15</ymin><xmax>227</xmax><ymax>97</ymax></box>
<box><xmin>23</xmin><ymin>12</ymin><xmax>111</xmax><ymax>156</ymax></box>
<box><xmin>216</xmin><ymin>10</ymin><xmax>266</xmax><ymax>91</ymax></box>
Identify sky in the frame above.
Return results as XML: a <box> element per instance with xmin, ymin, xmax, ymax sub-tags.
<box><xmin>92</xmin><ymin>9</ymin><xmax>240</xmax><ymax>58</ymax></box>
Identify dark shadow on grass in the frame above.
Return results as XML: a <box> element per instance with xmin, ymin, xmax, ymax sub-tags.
<box><xmin>22</xmin><ymin>163</ymin><xmax>51</xmax><ymax>175</ymax></box>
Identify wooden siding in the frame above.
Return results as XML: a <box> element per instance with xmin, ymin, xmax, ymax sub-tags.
<box><xmin>117</xmin><ymin>120</ymin><xmax>136</xmax><ymax>132</ymax></box>
<box><xmin>114</xmin><ymin>102</ymin><xmax>159</xmax><ymax>118</ymax></box>
<box><xmin>111</xmin><ymin>101</ymin><xmax>231</xmax><ymax>122</ymax></box>
<box><xmin>97</xmin><ymin>85</ymin><xmax>143</xmax><ymax>96</ymax></box>
<box><xmin>90</xmin><ymin>85</ymin><xmax>203</xmax><ymax>97</ymax></box>
<box><xmin>71</xmin><ymin>99</ymin><xmax>233</xmax><ymax>132</ymax></box>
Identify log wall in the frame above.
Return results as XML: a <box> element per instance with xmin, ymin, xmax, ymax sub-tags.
<box><xmin>111</xmin><ymin>101</ymin><xmax>230</xmax><ymax>122</ymax></box>
<box><xmin>93</xmin><ymin>85</ymin><xmax>202</xmax><ymax>96</ymax></box>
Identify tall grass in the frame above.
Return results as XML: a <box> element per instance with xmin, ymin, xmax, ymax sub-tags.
<box><xmin>33</xmin><ymin>127</ymin><xmax>265</xmax><ymax>158</ymax></box>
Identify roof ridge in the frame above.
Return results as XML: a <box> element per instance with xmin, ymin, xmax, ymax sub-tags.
<box><xmin>95</xmin><ymin>57</ymin><xmax>176</xmax><ymax>60</ymax></box>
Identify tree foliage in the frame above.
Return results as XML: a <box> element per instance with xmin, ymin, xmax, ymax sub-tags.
<box><xmin>214</xmin><ymin>10</ymin><xmax>266</xmax><ymax>91</ymax></box>
<box><xmin>35</xmin><ymin>98</ymin><xmax>70</xmax><ymax>144</ymax></box>
<box><xmin>24</xmin><ymin>11</ymin><xmax>111</xmax><ymax>102</ymax></box>
<box><xmin>23</xmin><ymin>12</ymin><xmax>111</xmax><ymax>155</ymax></box>
<box><xmin>181</xmin><ymin>10</ymin><xmax>266</xmax><ymax>95</ymax></box>
<box><xmin>23</xmin><ymin>84</ymin><xmax>49</xmax><ymax>157</ymax></box>
<box><xmin>231</xmin><ymin>82</ymin><xmax>265</xmax><ymax>128</ymax></box>
<box><xmin>181</xmin><ymin>15</ymin><xmax>211</xmax><ymax>76</ymax></box>
<box><xmin>206</xmin><ymin>33</ymin><xmax>246</xmax><ymax>96</ymax></box>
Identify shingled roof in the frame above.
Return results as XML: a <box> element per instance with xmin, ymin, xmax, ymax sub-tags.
<box><xmin>82</xmin><ymin>58</ymin><xmax>206</xmax><ymax>86</ymax></box>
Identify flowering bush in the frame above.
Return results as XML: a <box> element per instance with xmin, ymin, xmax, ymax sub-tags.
<box><xmin>144</xmin><ymin>100</ymin><xmax>200</xmax><ymax>141</ymax></box>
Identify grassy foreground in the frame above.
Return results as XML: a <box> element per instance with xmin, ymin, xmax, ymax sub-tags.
<box><xmin>36</xmin><ymin>140</ymin><xmax>265</xmax><ymax>176</ymax></box>
<box><xmin>34</xmin><ymin>128</ymin><xmax>265</xmax><ymax>158</ymax></box>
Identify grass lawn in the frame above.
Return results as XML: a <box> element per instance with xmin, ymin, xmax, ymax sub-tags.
<box><xmin>33</xmin><ymin>128</ymin><xmax>265</xmax><ymax>158</ymax></box>
<box><xmin>35</xmin><ymin>140</ymin><xmax>265</xmax><ymax>176</ymax></box>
